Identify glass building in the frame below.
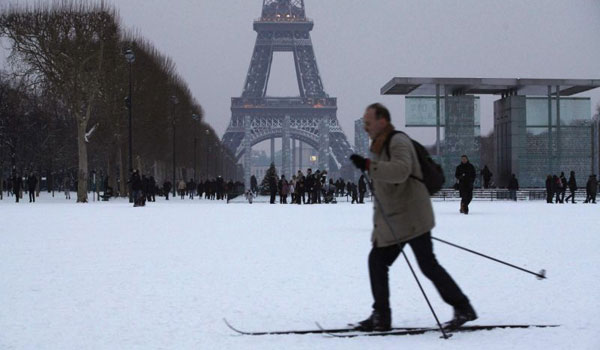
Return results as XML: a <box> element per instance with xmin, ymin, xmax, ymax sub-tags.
<box><xmin>494</xmin><ymin>96</ymin><xmax>594</xmax><ymax>187</ymax></box>
<box><xmin>405</xmin><ymin>96</ymin><xmax>481</xmax><ymax>186</ymax></box>
<box><xmin>381</xmin><ymin>78</ymin><xmax>600</xmax><ymax>188</ymax></box>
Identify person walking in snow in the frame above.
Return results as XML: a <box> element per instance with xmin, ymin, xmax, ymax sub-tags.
<box><xmin>178</xmin><ymin>179</ymin><xmax>186</xmax><ymax>200</ymax></box>
<box><xmin>280</xmin><ymin>175</ymin><xmax>289</xmax><ymax>204</ymax></box>
<box><xmin>269</xmin><ymin>174</ymin><xmax>277</xmax><ymax>204</ymax></box>
<box><xmin>13</xmin><ymin>171</ymin><xmax>22</xmax><ymax>203</ymax></box>
<box><xmin>130</xmin><ymin>170</ymin><xmax>143</xmax><ymax>207</ymax></box>
<box><xmin>163</xmin><ymin>180</ymin><xmax>172</xmax><ymax>200</ymax></box>
<box><xmin>455</xmin><ymin>155</ymin><xmax>476</xmax><ymax>214</ymax></box>
<box><xmin>349</xmin><ymin>103</ymin><xmax>476</xmax><ymax>332</ymax></box>
<box><xmin>358</xmin><ymin>175</ymin><xmax>367</xmax><ymax>203</ymax></box>
<box><xmin>27</xmin><ymin>172</ymin><xmax>38</xmax><ymax>203</ymax></box>
<box><xmin>63</xmin><ymin>175</ymin><xmax>71</xmax><ymax>200</ymax></box>
<box><xmin>564</xmin><ymin>171</ymin><xmax>578</xmax><ymax>204</ymax></box>
<box><xmin>546</xmin><ymin>174</ymin><xmax>554</xmax><ymax>204</ymax></box>
<box><xmin>554</xmin><ymin>174</ymin><xmax>563</xmax><ymax>203</ymax></box>
<box><xmin>584</xmin><ymin>175</ymin><xmax>597</xmax><ymax>204</ymax></box>
<box><xmin>481</xmin><ymin>165</ymin><xmax>492</xmax><ymax>189</ymax></box>
<box><xmin>507</xmin><ymin>174</ymin><xmax>519</xmax><ymax>201</ymax></box>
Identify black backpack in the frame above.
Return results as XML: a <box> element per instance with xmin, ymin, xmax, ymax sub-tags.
<box><xmin>384</xmin><ymin>131</ymin><xmax>445</xmax><ymax>195</ymax></box>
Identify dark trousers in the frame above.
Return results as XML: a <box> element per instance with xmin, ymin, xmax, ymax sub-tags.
<box><xmin>270</xmin><ymin>191</ymin><xmax>276</xmax><ymax>204</ymax></box>
<box><xmin>546</xmin><ymin>191</ymin><xmax>553</xmax><ymax>203</ymax></box>
<box><xmin>312</xmin><ymin>189</ymin><xmax>321</xmax><ymax>204</ymax></box>
<box><xmin>29</xmin><ymin>190</ymin><xmax>35</xmax><ymax>202</ymax></box>
<box><xmin>565</xmin><ymin>189</ymin><xmax>576</xmax><ymax>203</ymax></box>
<box><xmin>368</xmin><ymin>232</ymin><xmax>469</xmax><ymax>312</ymax></box>
<box><xmin>460</xmin><ymin>189</ymin><xmax>473</xmax><ymax>208</ymax></box>
<box><xmin>359</xmin><ymin>191</ymin><xmax>365</xmax><ymax>203</ymax></box>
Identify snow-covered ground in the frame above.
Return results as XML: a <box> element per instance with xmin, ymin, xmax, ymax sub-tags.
<box><xmin>1</xmin><ymin>193</ymin><xmax>599</xmax><ymax>350</ymax></box>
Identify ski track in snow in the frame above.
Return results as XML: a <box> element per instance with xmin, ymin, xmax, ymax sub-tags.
<box><xmin>1</xmin><ymin>194</ymin><xmax>599</xmax><ymax>350</ymax></box>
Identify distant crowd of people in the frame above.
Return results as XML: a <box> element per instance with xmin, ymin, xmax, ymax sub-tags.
<box><xmin>246</xmin><ymin>169</ymin><xmax>369</xmax><ymax>205</ymax></box>
<box><xmin>1</xmin><ymin>170</ymin><xmax>40</xmax><ymax>203</ymax></box>
<box><xmin>545</xmin><ymin>171</ymin><xmax>597</xmax><ymax>204</ymax></box>
<box><xmin>127</xmin><ymin>169</ymin><xmax>244</xmax><ymax>207</ymax></box>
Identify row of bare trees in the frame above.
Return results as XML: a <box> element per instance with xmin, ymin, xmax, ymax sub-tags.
<box><xmin>0</xmin><ymin>2</ymin><xmax>239</xmax><ymax>202</ymax></box>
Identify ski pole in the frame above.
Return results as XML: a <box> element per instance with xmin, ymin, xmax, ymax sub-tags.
<box><xmin>430</xmin><ymin>237</ymin><xmax>547</xmax><ymax>280</ymax></box>
<box><xmin>361</xmin><ymin>171</ymin><xmax>450</xmax><ymax>339</ymax></box>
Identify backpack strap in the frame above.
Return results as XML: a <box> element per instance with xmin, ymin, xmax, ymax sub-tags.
<box><xmin>383</xmin><ymin>130</ymin><xmax>403</xmax><ymax>159</ymax></box>
<box><xmin>382</xmin><ymin>130</ymin><xmax>423</xmax><ymax>183</ymax></box>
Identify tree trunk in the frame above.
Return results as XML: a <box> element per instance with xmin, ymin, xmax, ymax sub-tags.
<box><xmin>77</xmin><ymin>120</ymin><xmax>88</xmax><ymax>203</ymax></box>
<box><xmin>107</xmin><ymin>150</ymin><xmax>117</xmax><ymax>192</ymax></box>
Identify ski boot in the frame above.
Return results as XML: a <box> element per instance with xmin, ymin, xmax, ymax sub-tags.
<box><xmin>443</xmin><ymin>302</ymin><xmax>477</xmax><ymax>330</ymax></box>
<box><xmin>353</xmin><ymin>309</ymin><xmax>391</xmax><ymax>332</ymax></box>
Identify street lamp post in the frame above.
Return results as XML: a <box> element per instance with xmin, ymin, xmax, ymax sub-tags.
<box><xmin>205</xmin><ymin>130</ymin><xmax>210</xmax><ymax>179</ymax></box>
<box><xmin>171</xmin><ymin>95</ymin><xmax>179</xmax><ymax>198</ymax></box>
<box><xmin>124</xmin><ymin>48</ymin><xmax>135</xmax><ymax>203</ymax></box>
<box><xmin>215</xmin><ymin>142</ymin><xmax>219</xmax><ymax>178</ymax></box>
<box><xmin>192</xmin><ymin>114</ymin><xmax>200</xmax><ymax>183</ymax></box>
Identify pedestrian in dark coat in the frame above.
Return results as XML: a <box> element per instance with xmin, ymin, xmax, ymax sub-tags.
<box><xmin>27</xmin><ymin>172</ymin><xmax>38</xmax><ymax>203</ymax></box>
<box><xmin>296</xmin><ymin>171</ymin><xmax>305</xmax><ymax>204</ymax></box>
<box><xmin>305</xmin><ymin>169</ymin><xmax>313</xmax><ymax>204</ymax></box>
<box><xmin>269</xmin><ymin>174</ymin><xmax>277</xmax><ymax>204</ymax></box>
<box><xmin>545</xmin><ymin>175</ymin><xmax>554</xmax><ymax>203</ymax></box>
<box><xmin>564</xmin><ymin>171</ymin><xmax>578</xmax><ymax>204</ymax></box>
<box><xmin>280</xmin><ymin>175</ymin><xmax>289</xmax><ymax>204</ymax></box>
<box><xmin>188</xmin><ymin>179</ymin><xmax>196</xmax><ymax>199</ymax></box>
<box><xmin>313</xmin><ymin>170</ymin><xmax>322</xmax><ymax>204</ymax></box>
<box><xmin>13</xmin><ymin>172</ymin><xmax>22</xmax><ymax>203</ymax></box>
<box><xmin>6</xmin><ymin>177</ymin><xmax>13</xmax><ymax>197</ymax></box>
<box><xmin>148</xmin><ymin>176</ymin><xmax>156</xmax><ymax>202</ymax></box>
<box><xmin>130</xmin><ymin>170</ymin><xmax>143</xmax><ymax>207</ymax></box>
<box><xmin>585</xmin><ymin>175</ymin><xmax>597</xmax><ymax>204</ymax></box>
<box><xmin>358</xmin><ymin>175</ymin><xmax>367</xmax><ymax>203</ymax></box>
<box><xmin>455</xmin><ymin>155</ymin><xmax>476</xmax><ymax>214</ymax></box>
<box><xmin>481</xmin><ymin>165</ymin><xmax>492</xmax><ymax>189</ymax></box>
<box><xmin>507</xmin><ymin>174</ymin><xmax>519</xmax><ymax>201</ymax></box>
<box><xmin>351</xmin><ymin>182</ymin><xmax>359</xmax><ymax>204</ymax></box>
<box><xmin>558</xmin><ymin>172</ymin><xmax>567</xmax><ymax>203</ymax></box>
<box><xmin>163</xmin><ymin>180</ymin><xmax>172</xmax><ymax>200</ymax></box>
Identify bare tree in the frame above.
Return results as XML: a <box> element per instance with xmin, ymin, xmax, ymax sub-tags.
<box><xmin>1</xmin><ymin>2</ymin><xmax>120</xmax><ymax>202</ymax></box>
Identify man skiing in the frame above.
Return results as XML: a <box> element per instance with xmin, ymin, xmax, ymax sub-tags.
<box><xmin>349</xmin><ymin>103</ymin><xmax>476</xmax><ymax>332</ymax></box>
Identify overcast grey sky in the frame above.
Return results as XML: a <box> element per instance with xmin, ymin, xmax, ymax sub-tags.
<box><xmin>3</xmin><ymin>0</ymin><xmax>600</xmax><ymax>147</ymax></box>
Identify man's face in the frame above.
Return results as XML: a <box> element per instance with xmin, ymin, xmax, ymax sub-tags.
<box><xmin>461</xmin><ymin>157</ymin><xmax>468</xmax><ymax>164</ymax></box>
<box><xmin>363</xmin><ymin>108</ymin><xmax>388</xmax><ymax>139</ymax></box>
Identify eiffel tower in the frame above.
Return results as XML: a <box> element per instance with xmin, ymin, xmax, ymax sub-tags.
<box><xmin>222</xmin><ymin>0</ymin><xmax>354</xmax><ymax>188</ymax></box>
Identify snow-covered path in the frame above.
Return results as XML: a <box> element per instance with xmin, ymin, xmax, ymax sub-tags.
<box><xmin>1</xmin><ymin>194</ymin><xmax>599</xmax><ymax>349</ymax></box>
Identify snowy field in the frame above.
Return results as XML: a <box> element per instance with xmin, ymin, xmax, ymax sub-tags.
<box><xmin>1</xmin><ymin>193</ymin><xmax>599</xmax><ymax>350</ymax></box>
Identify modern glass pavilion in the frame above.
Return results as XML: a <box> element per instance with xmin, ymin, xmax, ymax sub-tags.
<box><xmin>381</xmin><ymin>78</ymin><xmax>600</xmax><ymax>187</ymax></box>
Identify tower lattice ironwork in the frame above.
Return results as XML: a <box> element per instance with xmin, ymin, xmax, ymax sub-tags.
<box><xmin>222</xmin><ymin>0</ymin><xmax>354</xmax><ymax>188</ymax></box>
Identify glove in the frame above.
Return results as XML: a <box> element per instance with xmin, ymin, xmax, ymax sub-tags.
<box><xmin>350</xmin><ymin>154</ymin><xmax>370</xmax><ymax>171</ymax></box>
